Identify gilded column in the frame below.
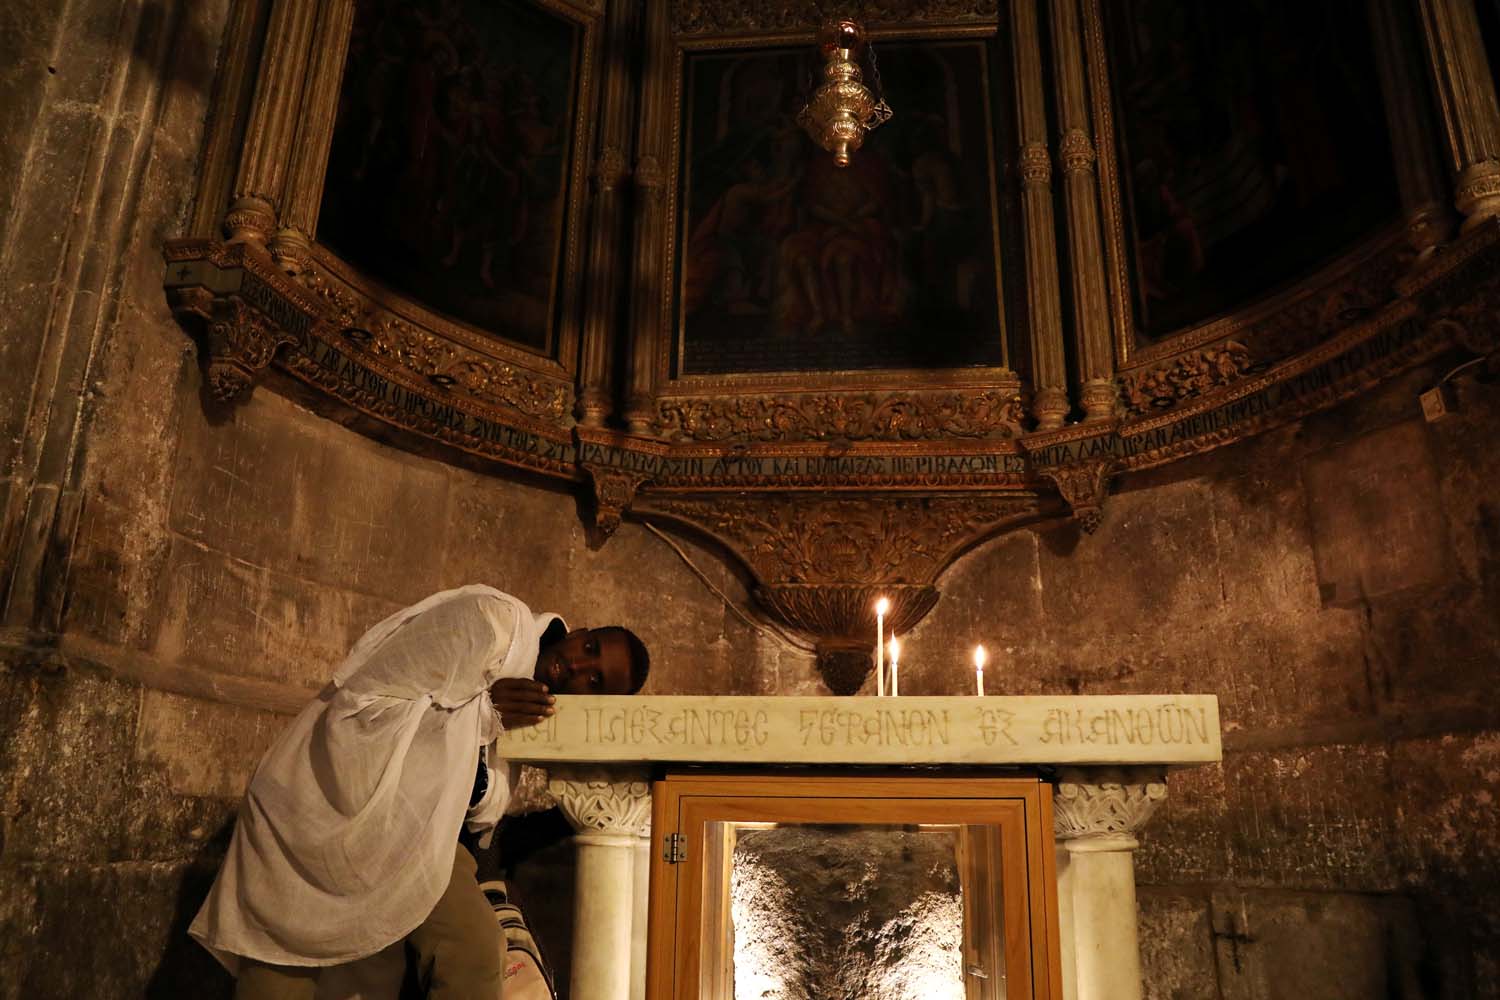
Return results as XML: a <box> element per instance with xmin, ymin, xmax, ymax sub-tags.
<box><xmin>1416</xmin><ymin>0</ymin><xmax>1500</xmax><ymax>229</ymax></box>
<box><xmin>1050</xmin><ymin>0</ymin><xmax>1116</xmax><ymax>423</ymax></box>
<box><xmin>1371</xmin><ymin>0</ymin><xmax>1456</xmax><ymax>260</ymax></box>
<box><xmin>224</xmin><ymin>0</ymin><xmax>320</xmax><ymax>245</ymax></box>
<box><xmin>1052</xmin><ymin>767</ymin><xmax>1167</xmax><ymax>1000</ymax></box>
<box><xmin>549</xmin><ymin>767</ymin><xmax>654</xmax><ymax>1000</ymax></box>
<box><xmin>271</xmin><ymin>0</ymin><xmax>356</xmax><ymax>274</ymax></box>
<box><xmin>1012</xmin><ymin>0</ymin><xmax>1070</xmax><ymax>430</ymax></box>
<box><xmin>578</xmin><ymin>3</ymin><xmax>639</xmax><ymax>427</ymax></box>
<box><xmin>623</xmin><ymin>2</ymin><xmax>672</xmax><ymax>434</ymax></box>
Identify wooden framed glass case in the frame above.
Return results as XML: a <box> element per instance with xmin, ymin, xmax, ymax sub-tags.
<box><xmin>646</xmin><ymin>773</ymin><xmax>1063</xmax><ymax>1000</ymax></box>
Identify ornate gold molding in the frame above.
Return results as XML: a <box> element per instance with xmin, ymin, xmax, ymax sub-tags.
<box><xmin>639</xmin><ymin>492</ymin><xmax>1043</xmax><ymax>692</ymax></box>
<box><xmin>652</xmin><ymin>390</ymin><xmax>1024</xmax><ymax>443</ymax></box>
<box><xmin>1119</xmin><ymin>342</ymin><xmax>1254</xmax><ymax>417</ymax></box>
<box><xmin>669</xmin><ymin>0</ymin><xmax>1000</xmax><ymax>36</ymax></box>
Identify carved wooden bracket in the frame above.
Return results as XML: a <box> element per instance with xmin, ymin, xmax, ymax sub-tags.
<box><xmin>637</xmin><ymin>493</ymin><xmax>1045</xmax><ymax>693</ymax></box>
<box><xmin>581</xmin><ymin>465</ymin><xmax>650</xmax><ymax>548</ymax></box>
<box><xmin>1044</xmin><ymin>460</ymin><xmax>1116</xmax><ymax>534</ymax></box>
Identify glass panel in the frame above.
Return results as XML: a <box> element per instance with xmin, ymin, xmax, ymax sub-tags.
<box><xmin>698</xmin><ymin>822</ymin><xmax>1006</xmax><ymax>1000</ymax></box>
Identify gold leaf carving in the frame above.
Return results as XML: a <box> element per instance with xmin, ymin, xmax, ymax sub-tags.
<box><xmin>647</xmin><ymin>495</ymin><xmax>1032</xmax><ymax>585</ymax></box>
<box><xmin>652</xmin><ymin>390</ymin><xmax>1023</xmax><ymax>443</ymax></box>
<box><xmin>670</xmin><ymin>0</ymin><xmax>999</xmax><ymax>34</ymax></box>
<box><xmin>302</xmin><ymin>269</ymin><xmax>570</xmax><ymax>422</ymax></box>
<box><xmin>1119</xmin><ymin>342</ymin><xmax>1253</xmax><ymax>416</ymax></box>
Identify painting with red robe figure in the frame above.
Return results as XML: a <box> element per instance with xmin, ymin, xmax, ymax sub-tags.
<box><xmin>675</xmin><ymin>41</ymin><xmax>1009</xmax><ymax>376</ymax></box>
<box><xmin>318</xmin><ymin>0</ymin><xmax>580</xmax><ymax>355</ymax></box>
<box><xmin>1103</xmin><ymin>0</ymin><xmax>1400</xmax><ymax>343</ymax></box>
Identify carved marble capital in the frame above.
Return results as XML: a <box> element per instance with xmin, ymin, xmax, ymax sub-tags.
<box><xmin>1053</xmin><ymin>766</ymin><xmax>1167</xmax><ymax>851</ymax></box>
<box><xmin>548</xmin><ymin>765</ymin><xmax>653</xmax><ymax>843</ymax></box>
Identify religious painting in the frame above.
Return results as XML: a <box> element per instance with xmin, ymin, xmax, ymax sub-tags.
<box><xmin>674</xmin><ymin>40</ymin><xmax>1008</xmax><ymax>376</ymax></box>
<box><xmin>1102</xmin><ymin>0</ymin><xmax>1401</xmax><ymax>343</ymax></box>
<box><xmin>318</xmin><ymin>0</ymin><xmax>583</xmax><ymax>356</ymax></box>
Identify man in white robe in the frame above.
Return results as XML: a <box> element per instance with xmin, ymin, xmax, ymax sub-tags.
<box><xmin>189</xmin><ymin>584</ymin><xmax>650</xmax><ymax>999</ymax></box>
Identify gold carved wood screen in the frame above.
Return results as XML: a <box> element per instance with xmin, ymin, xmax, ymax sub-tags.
<box><xmin>164</xmin><ymin>0</ymin><xmax>1500</xmax><ymax>693</ymax></box>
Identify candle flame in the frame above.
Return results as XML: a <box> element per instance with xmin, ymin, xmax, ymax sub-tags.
<box><xmin>874</xmin><ymin>596</ymin><xmax>890</xmax><ymax>616</ymax></box>
<box><xmin>888</xmin><ymin>636</ymin><xmax>901</xmax><ymax>663</ymax></box>
<box><xmin>973</xmin><ymin>645</ymin><xmax>986</xmax><ymax>669</ymax></box>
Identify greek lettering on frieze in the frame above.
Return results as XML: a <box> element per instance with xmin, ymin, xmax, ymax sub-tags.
<box><xmin>498</xmin><ymin>695</ymin><xmax>1222</xmax><ymax>766</ymax></box>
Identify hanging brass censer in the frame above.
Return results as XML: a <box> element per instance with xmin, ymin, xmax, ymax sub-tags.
<box><xmin>796</xmin><ymin>19</ymin><xmax>894</xmax><ymax>167</ymax></box>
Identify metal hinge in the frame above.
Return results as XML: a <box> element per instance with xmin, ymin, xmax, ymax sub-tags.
<box><xmin>663</xmin><ymin>832</ymin><xmax>687</xmax><ymax>864</ymax></box>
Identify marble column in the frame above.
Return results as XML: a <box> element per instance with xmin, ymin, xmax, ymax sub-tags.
<box><xmin>549</xmin><ymin>766</ymin><xmax>653</xmax><ymax>1000</ymax></box>
<box><xmin>1010</xmin><ymin>0</ymin><xmax>1070</xmax><ymax>431</ymax></box>
<box><xmin>1052</xmin><ymin>767</ymin><xmax>1167</xmax><ymax>1000</ymax></box>
<box><xmin>1416</xmin><ymin>0</ymin><xmax>1500</xmax><ymax>229</ymax></box>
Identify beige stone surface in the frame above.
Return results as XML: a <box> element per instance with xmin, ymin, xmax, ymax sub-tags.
<box><xmin>501</xmin><ymin>694</ymin><xmax>1221</xmax><ymax>766</ymax></box>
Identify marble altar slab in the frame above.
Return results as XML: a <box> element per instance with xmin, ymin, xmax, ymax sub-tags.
<box><xmin>499</xmin><ymin>694</ymin><xmax>1220</xmax><ymax>767</ymax></box>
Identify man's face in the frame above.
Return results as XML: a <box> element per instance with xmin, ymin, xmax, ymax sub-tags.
<box><xmin>533</xmin><ymin>628</ymin><xmax>633</xmax><ymax>695</ymax></box>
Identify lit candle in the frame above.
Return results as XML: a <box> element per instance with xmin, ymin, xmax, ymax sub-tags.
<box><xmin>889</xmin><ymin>635</ymin><xmax>901</xmax><ymax>696</ymax></box>
<box><xmin>973</xmin><ymin>645</ymin><xmax>986</xmax><ymax>696</ymax></box>
<box><xmin>875</xmin><ymin>597</ymin><xmax>890</xmax><ymax>697</ymax></box>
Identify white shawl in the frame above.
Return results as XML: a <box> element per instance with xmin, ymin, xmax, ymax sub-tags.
<box><xmin>189</xmin><ymin>585</ymin><xmax>561</xmax><ymax>976</ymax></box>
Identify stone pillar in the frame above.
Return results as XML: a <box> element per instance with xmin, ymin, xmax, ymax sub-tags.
<box><xmin>1416</xmin><ymin>0</ymin><xmax>1500</xmax><ymax>229</ymax></box>
<box><xmin>1370</xmin><ymin>0</ymin><xmax>1456</xmax><ymax>261</ymax></box>
<box><xmin>549</xmin><ymin>766</ymin><xmax>653</xmax><ymax>1000</ymax></box>
<box><xmin>1052</xmin><ymin>767</ymin><xmax>1167</xmax><ymax>1000</ymax></box>
<box><xmin>631</xmin><ymin>828</ymin><xmax>651</xmax><ymax>1000</ymax></box>
<box><xmin>1010</xmin><ymin>0</ymin><xmax>1070</xmax><ymax>430</ymax></box>
<box><xmin>271</xmin><ymin>0</ymin><xmax>356</xmax><ymax>274</ymax></box>
<box><xmin>1050</xmin><ymin>0</ymin><xmax>1117</xmax><ymax>423</ymax></box>
<box><xmin>225</xmin><ymin>0</ymin><xmax>320</xmax><ymax>245</ymax></box>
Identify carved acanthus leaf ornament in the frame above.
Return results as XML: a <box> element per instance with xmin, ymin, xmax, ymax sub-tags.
<box><xmin>1053</xmin><ymin>767</ymin><xmax>1168</xmax><ymax>848</ymax></box>
<box><xmin>653</xmin><ymin>390</ymin><xmax>1023</xmax><ymax>443</ymax></box>
<box><xmin>547</xmin><ymin>767</ymin><xmax>652</xmax><ymax>838</ymax></box>
<box><xmin>1120</xmin><ymin>341</ymin><xmax>1254</xmax><ymax>416</ymax></box>
<box><xmin>646</xmin><ymin>494</ymin><xmax>1035</xmax><ymax>586</ymax></box>
<box><xmin>201</xmin><ymin>296</ymin><xmax>301</xmax><ymax>403</ymax></box>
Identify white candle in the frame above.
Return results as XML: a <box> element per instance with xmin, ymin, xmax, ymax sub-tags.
<box><xmin>875</xmin><ymin>597</ymin><xmax>889</xmax><ymax>697</ymax></box>
<box><xmin>973</xmin><ymin>644</ymin><xmax>986</xmax><ymax>696</ymax></box>
<box><xmin>889</xmin><ymin>635</ymin><xmax>901</xmax><ymax>696</ymax></box>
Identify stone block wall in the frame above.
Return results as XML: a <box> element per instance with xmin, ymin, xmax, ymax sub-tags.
<box><xmin>899</xmin><ymin>368</ymin><xmax>1500</xmax><ymax>999</ymax></box>
<box><xmin>2</xmin><ymin>2</ymin><xmax>1497</xmax><ymax>997</ymax></box>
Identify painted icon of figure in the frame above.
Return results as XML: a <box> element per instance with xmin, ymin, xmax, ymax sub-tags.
<box><xmin>776</xmin><ymin>150</ymin><xmax>900</xmax><ymax>336</ymax></box>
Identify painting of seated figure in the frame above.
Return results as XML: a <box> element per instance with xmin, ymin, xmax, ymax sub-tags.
<box><xmin>675</xmin><ymin>39</ymin><xmax>1014</xmax><ymax>376</ymax></box>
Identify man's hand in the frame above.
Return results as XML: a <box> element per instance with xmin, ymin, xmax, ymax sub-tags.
<box><xmin>490</xmin><ymin>677</ymin><xmax>556</xmax><ymax>729</ymax></box>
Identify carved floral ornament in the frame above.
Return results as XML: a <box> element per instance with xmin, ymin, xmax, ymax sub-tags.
<box><xmin>547</xmin><ymin>767</ymin><xmax>653</xmax><ymax>839</ymax></box>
